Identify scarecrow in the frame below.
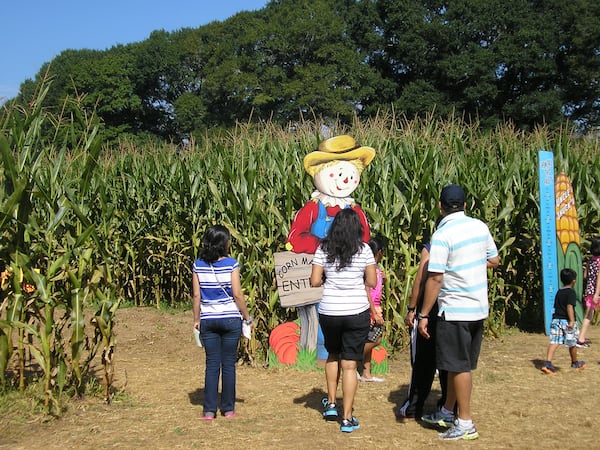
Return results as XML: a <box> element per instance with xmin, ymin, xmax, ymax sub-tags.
<box><xmin>285</xmin><ymin>135</ymin><xmax>375</xmax><ymax>353</ymax></box>
<box><xmin>285</xmin><ymin>135</ymin><xmax>375</xmax><ymax>254</ymax></box>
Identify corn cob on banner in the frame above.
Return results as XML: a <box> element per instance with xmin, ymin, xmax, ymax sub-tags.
<box><xmin>554</xmin><ymin>172</ymin><xmax>584</xmax><ymax>324</ymax></box>
<box><xmin>538</xmin><ymin>151</ymin><xmax>584</xmax><ymax>335</ymax></box>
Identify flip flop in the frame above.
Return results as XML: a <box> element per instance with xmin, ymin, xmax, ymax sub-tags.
<box><xmin>360</xmin><ymin>376</ymin><xmax>385</xmax><ymax>382</ymax></box>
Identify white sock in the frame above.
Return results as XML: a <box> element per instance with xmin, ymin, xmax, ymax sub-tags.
<box><xmin>457</xmin><ymin>418</ymin><xmax>473</xmax><ymax>429</ymax></box>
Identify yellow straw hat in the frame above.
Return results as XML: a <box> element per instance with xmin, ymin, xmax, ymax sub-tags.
<box><xmin>303</xmin><ymin>135</ymin><xmax>375</xmax><ymax>176</ymax></box>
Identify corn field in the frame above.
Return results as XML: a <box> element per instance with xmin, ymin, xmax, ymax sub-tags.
<box><xmin>1</xmin><ymin>84</ymin><xmax>600</xmax><ymax>411</ymax></box>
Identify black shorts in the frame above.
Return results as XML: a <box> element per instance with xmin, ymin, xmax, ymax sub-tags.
<box><xmin>319</xmin><ymin>309</ymin><xmax>370</xmax><ymax>361</ymax></box>
<box><xmin>436</xmin><ymin>319</ymin><xmax>484</xmax><ymax>372</ymax></box>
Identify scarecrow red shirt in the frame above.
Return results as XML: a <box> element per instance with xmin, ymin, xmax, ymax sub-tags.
<box><xmin>286</xmin><ymin>198</ymin><xmax>370</xmax><ymax>254</ymax></box>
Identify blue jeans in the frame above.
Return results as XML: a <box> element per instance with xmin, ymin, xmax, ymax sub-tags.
<box><xmin>200</xmin><ymin>317</ymin><xmax>241</xmax><ymax>415</ymax></box>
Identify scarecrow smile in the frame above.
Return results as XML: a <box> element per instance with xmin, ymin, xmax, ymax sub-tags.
<box><xmin>336</xmin><ymin>177</ymin><xmax>350</xmax><ymax>190</ymax></box>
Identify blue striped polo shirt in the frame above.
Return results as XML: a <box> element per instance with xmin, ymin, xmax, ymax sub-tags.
<box><xmin>428</xmin><ymin>211</ymin><xmax>498</xmax><ymax>321</ymax></box>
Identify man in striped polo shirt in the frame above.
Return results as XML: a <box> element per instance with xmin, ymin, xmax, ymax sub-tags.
<box><xmin>418</xmin><ymin>184</ymin><xmax>499</xmax><ymax>441</ymax></box>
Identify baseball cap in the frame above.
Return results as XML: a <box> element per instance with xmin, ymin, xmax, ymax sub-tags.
<box><xmin>440</xmin><ymin>184</ymin><xmax>465</xmax><ymax>211</ymax></box>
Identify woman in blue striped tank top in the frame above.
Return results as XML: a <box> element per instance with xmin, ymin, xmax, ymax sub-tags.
<box><xmin>192</xmin><ymin>225</ymin><xmax>252</xmax><ymax>420</ymax></box>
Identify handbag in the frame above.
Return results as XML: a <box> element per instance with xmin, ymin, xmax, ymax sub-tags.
<box><xmin>367</xmin><ymin>322</ymin><xmax>383</xmax><ymax>342</ymax></box>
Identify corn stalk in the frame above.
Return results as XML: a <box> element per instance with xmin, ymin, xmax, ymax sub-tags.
<box><xmin>0</xmin><ymin>81</ymin><xmax>117</xmax><ymax>411</ymax></box>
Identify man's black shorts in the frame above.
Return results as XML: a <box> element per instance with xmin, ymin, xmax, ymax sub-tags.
<box><xmin>436</xmin><ymin>318</ymin><xmax>484</xmax><ymax>372</ymax></box>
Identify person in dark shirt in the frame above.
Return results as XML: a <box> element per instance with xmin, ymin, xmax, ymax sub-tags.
<box><xmin>541</xmin><ymin>268</ymin><xmax>586</xmax><ymax>375</ymax></box>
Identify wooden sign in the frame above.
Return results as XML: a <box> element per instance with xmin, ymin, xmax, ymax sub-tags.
<box><xmin>273</xmin><ymin>251</ymin><xmax>322</xmax><ymax>307</ymax></box>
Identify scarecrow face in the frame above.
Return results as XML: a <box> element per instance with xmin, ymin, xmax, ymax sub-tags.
<box><xmin>314</xmin><ymin>160</ymin><xmax>360</xmax><ymax>198</ymax></box>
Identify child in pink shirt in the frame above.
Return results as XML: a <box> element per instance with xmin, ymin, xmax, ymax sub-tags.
<box><xmin>359</xmin><ymin>236</ymin><xmax>386</xmax><ymax>382</ymax></box>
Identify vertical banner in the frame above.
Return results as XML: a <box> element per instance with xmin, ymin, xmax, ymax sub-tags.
<box><xmin>538</xmin><ymin>151</ymin><xmax>558</xmax><ymax>335</ymax></box>
<box><xmin>554</xmin><ymin>173</ymin><xmax>584</xmax><ymax>323</ymax></box>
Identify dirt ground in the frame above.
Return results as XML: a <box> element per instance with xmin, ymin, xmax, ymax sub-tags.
<box><xmin>1</xmin><ymin>307</ymin><xmax>598</xmax><ymax>449</ymax></box>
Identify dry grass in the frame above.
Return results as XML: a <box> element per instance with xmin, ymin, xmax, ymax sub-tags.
<box><xmin>0</xmin><ymin>307</ymin><xmax>597</xmax><ymax>449</ymax></box>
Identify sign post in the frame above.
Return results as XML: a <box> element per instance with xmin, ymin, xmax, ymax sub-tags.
<box><xmin>538</xmin><ymin>151</ymin><xmax>559</xmax><ymax>335</ymax></box>
<box><xmin>273</xmin><ymin>251</ymin><xmax>322</xmax><ymax>354</ymax></box>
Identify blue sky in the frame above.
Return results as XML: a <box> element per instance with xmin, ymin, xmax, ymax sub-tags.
<box><xmin>0</xmin><ymin>1</ymin><xmax>270</xmax><ymax>102</ymax></box>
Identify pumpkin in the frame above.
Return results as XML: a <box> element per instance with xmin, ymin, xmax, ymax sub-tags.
<box><xmin>278</xmin><ymin>341</ymin><xmax>299</xmax><ymax>365</ymax></box>
<box><xmin>371</xmin><ymin>345</ymin><xmax>387</xmax><ymax>364</ymax></box>
<box><xmin>269</xmin><ymin>322</ymin><xmax>300</xmax><ymax>365</ymax></box>
<box><xmin>269</xmin><ymin>322</ymin><xmax>299</xmax><ymax>348</ymax></box>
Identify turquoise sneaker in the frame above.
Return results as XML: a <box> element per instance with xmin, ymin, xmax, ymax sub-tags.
<box><xmin>322</xmin><ymin>397</ymin><xmax>338</xmax><ymax>421</ymax></box>
<box><xmin>340</xmin><ymin>416</ymin><xmax>360</xmax><ymax>433</ymax></box>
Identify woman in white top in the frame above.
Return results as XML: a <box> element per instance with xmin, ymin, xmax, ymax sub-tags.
<box><xmin>310</xmin><ymin>208</ymin><xmax>378</xmax><ymax>433</ymax></box>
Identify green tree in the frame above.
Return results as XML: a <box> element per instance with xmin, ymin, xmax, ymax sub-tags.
<box><xmin>373</xmin><ymin>0</ymin><xmax>600</xmax><ymax>131</ymax></box>
<box><xmin>544</xmin><ymin>0</ymin><xmax>600</xmax><ymax>130</ymax></box>
<box><xmin>16</xmin><ymin>46</ymin><xmax>143</xmax><ymax>141</ymax></box>
<box><xmin>255</xmin><ymin>0</ymin><xmax>393</xmax><ymax>124</ymax></box>
<box><xmin>192</xmin><ymin>16</ymin><xmax>263</xmax><ymax>127</ymax></box>
<box><xmin>10</xmin><ymin>0</ymin><xmax>599</xmax><ymax>137</ymax></box>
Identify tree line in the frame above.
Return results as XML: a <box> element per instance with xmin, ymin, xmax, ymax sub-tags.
<box><xmin>7</xmin><ymin>0</ymin><xmax>600</xmax><ymax>143</ymax></box>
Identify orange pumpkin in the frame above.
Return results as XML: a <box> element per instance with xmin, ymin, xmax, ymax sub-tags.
<box><xmin>278</xmin><ymin>342</ymin><xmax>299</xmax><ymax>365</ymax></box>
<box><xmin>269</xmin><ymin>322</ymin><xmax>301</xmax><ymax>365</ymax></box>
<box><xmin>272</xmin><ymin>334</ymin><xmax>300</xmax><ymax>355</ymax></box>
<box><xmin>269</xmin><ymin>322</ymin><xmax>300</xmax><ymax>348</ymax></box>
<box><xmin>371</xmin><ymin>345</ymin><xmax>387</xmax><ymax>364</ymax></box>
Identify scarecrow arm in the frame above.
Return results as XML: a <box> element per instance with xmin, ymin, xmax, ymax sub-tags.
<box><xmin>286</xmin><ymin>201</ymin><xmax>321</xmax><ymax>254</ymax></box>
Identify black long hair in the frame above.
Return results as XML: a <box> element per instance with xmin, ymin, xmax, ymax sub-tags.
<box><xmin>320</xmin><ymin>208</ymin><xmax>364</xmax><ymax>270</ymax></box>
<box><xmin>368</xmin><ymin>235</ymin><xmax>386</xmax><ymax>257</ymax></box>
<box><xmin>199</xmin><ymin>225</ymin><xmax>230</xmax><ymax>264</ymax></box>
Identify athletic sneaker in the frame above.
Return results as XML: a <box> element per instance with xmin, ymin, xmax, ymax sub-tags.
<box><xmin>439</xmin><ymin>424</ymin><xmax>479</xmax><ymax>440</ymax></box>
<box><xmin>571</xmin><ymin>360</ymin><xmax>586</xmax><ymax>370</ymax></box>
<box><xmin>395</xmin><ymin>401</ymin><xmax>417</xmax><ymax>421</ymax></box>
<box><xmin>576</xmin><ymin>340</ymin><xmax>590</xmax><ymax>348</ymax></box>
<box><xmin>421</xmin><ymin>409</ymin><xmax>454</xmax><ymax>428</ymax></box>
<box><xmin>541</xmin><ymin>362</ymin><xmax>557</xmax><ymax>375</ymax></box>
<box><xmin>322</xmin><ymin>397</ymin><xmax>338</xmax><ymax>421</ymax></box>
<box><xmin>340</xmin><ymin>416</ymin><xmax>360</xmax><ymax>433</ymax></box>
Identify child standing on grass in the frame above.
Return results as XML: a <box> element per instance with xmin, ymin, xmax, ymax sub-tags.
<box><xmin>359</xmin><ymin>235</ymin><xmax>386</xmax><ymax>382</ymax></box>
<box><xmin>541</xmin><ymin>268</ymin><xmax>586</xmax><ymax>375</ymax></box>
<box><xmin>576</xmin><ymin>237</ymin><xmax>600</xmax><ymax>347</ymax></box>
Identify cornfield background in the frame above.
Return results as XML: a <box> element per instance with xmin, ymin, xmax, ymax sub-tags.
<box><xmin>1</xmin><ymin>83</ymin><xmax>599</xmax><ymax>412</ymax></box>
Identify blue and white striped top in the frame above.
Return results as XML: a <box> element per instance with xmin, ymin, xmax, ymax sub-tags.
<box><xmin>428</xmin><ymin>211</ymin><xmax>498</xmax><ymax>321</ymax></box>
<box><xmin>192</xmin><ymin>257</ymin><xmax>242</xmax><ymax>320</ymax></box>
